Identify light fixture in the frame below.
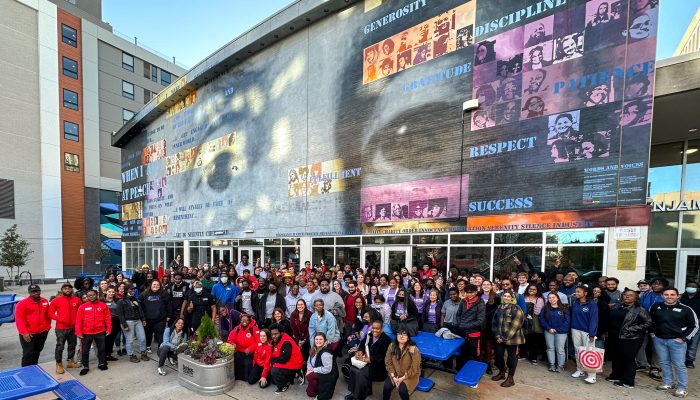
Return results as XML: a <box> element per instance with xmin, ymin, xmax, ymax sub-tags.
<box><xmin>373</xmin><ymin>222</ymin><xmax>393</xmax><ymax>227</ymax></box>
<box><xmin>690</xmin><ymin>128</ymin><xmax>698</xmax><ymax>133</ymax></box>
<box><xmin>687</xmin><ymin>148</ymin><xmax>698</xmax><ymax>155</ymax></box>
<box><xmin>213</xmin><ymin>231</ymin><xmax>225</xmax><ymax>235</ymax></box>
<box><xmin>244</xmin><ymin>229</ymin><xmax>255</xmax><ymax>234</ymax></box>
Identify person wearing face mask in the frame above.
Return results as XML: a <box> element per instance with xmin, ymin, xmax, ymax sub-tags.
<box><xmin>257</xmin><ymin>280</ymin><xmax>287</xmax><ymax>328</ymax></box>
<box><xmin>76</xmin><ymin>289</ymin><xmax>112</xmax><ymax>375</ymax></box>
<box><xmin>390</xmin><ymin>288</ymin><xmax>419</xmax><ymax>337</ymax></box>
<box><xmin>681</xmin><ymin>282</ymin><xmax>700</xmax><ymax>369</ymax></box>
<box><xmin>212</xmin><ymin>271</ymin><xmax>240</xmax><ymax>308</ymax></box>
<box><xmin>181</xmin><ymin>281</ymin><xmax>217</xmax><ymax>334</ymax></box>
<box><xmin>167</xmin><ymin>272</ymin><xmax>189</xmax><ymax>328</ymax></box>
<box><xmin>235</xmin><ymin>278</ymin><xmax>259</xmax><ymax>317</ymax></box>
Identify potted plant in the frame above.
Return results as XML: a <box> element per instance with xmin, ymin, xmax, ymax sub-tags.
<box><xmin>178</xmin><ymin>315</ymin><xmax>236</xmax><ymax>395</ymax></box>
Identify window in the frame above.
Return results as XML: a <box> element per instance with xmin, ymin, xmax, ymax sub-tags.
<box><xmin>648</xmin><ymin>142</ymin><xmax>684</xmax><ymax>204</ymax></box>
<box><xmin>63</xmin><ymin>121</ymin><xmax>79</xmax><ymax>141</ymax></box>
<box><xmin>0</xmin><ymin>179</ymin><xmax>14</xmax><ymax>219</ymax></box>
<box><xmin>64</xmin><ymin>153</ymin><xmax>80</xmax><ymax>172</ymax></box>
<box><xmin>684</xmin><ymin>139</ymin><xmax>700</xmax><ymax>202</ymax></box>
<box><xmin>122</xmin><ymin>52</ymin><xmax>134</xmax><ymax>72</ymax></box>
<box><xmin>151</xmin><ymin>65</ymin><xmax>158</xmax><ymax>82</ymax></box>
<box><xmin>123</xmin><ymin>109</ymin><xmax>135</xmax><ymax>125</ymax></box>
<box><xmin>122</xmin><ymin>81</ymin><xmax>134</xmax><ymax>100</ymax></box>
<box><xmin>62</xmin><ymin>57</ymin><xmax>78</xmax><ymax>79</ymax></box>
<box><xmin>161</xmin><ymin>70</ymin><xmax>171</xmax><ymax>86</ymax></box>
<box><xmin>63</xmin><ymin>89</ymin><xmax>78</xmax><ymax>110</ymax></box>
<box><xmin>143</xmin><ymin>88</ymin><xmax>152</xmax><ymax>104</ymax></box>
<box><xmin>61</xmin><ymin>24</ymin><xmax>77</xmax><ymax>47</ymax></box>
<box><xmin>143</xmin><ymin>61</ymin><xmax>151</xmax><ymax>78</ymax></box>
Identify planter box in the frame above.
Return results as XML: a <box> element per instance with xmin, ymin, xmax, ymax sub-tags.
<box><xmin>178</xmin><ymin>354</ymin><xmax>235</xmax><ymax>395</ymax></box>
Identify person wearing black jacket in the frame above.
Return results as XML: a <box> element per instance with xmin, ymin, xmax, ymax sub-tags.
<box><xmin>606</xmin><ymin>290</ymin><xmax>652</xmax><ymax>388</ymax></box>
<box><xmin>180</xmin><ymin>281</ymin><xmax>217</xmax><ymax>334</ymax></box>
<box><xmin>390</xmin><ymin>288</ymin><xmax>419</xmax><ymax>336</ymax></box>
<box><xmin>681</xmin><ymin>282</ymin><xmax>700</xmax><ymax>368</ymax></box>
<box><xmin>234</xmin><ymin>278</ymin><xmax>259</xmax><ymax>317</ymax></box>
<box><xmin>257</xmin><ymin>281</ymin><xmax>286</xmax><ymax>328</ymax></box>
<box><xmin>168</xmin><ymin>273</ymin><xmax>189</xmax><ymax>327</ymax></box>
<box><xmin>138</xmin><ymin>280</ymin><xmax>171</xmax><ymax>353</ymax></box>
<box><xmin>456</xmin><ymin>284</ymin><xmax>486</xmax><ymax>368</ymax></box>
<box><xmin>650</xmin><ymin>288</ymin><xmax>699</xmax><ymax>397</ymax></box>
<box><xmin>117</xmin><ymin>285</ymin><xmax>148</xmax><ymax>362</ymax></box>
<box><xmin>346</xmin><ymin>320</ymin><xmax>392</xmax><ymax>400</ymax></box>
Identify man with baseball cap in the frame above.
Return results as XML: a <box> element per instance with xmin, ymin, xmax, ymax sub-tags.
<box><xmin>15</xmin><ymin>284</ymin><xmax>51</xmax><ymax>366</ymax></box>
<box><xmin>48</xmin><ymin>282</ymin><xmax>82</xmax><ymax>373</ymax></box>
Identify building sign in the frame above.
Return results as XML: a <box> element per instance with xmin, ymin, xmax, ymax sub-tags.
<box><xmin>64</xmin><ymin>153</ymin><xmax>80</xmax><ymax>172</ymax></box>
<box><xmin>614</xmin><ymin>226</ymin><xmax>641</xmax><ymax>240</ymax></box>
<box><xmin>651</xmin><ymin>199</ymin><xmax>700</xmax><ymax>212</ymax></box>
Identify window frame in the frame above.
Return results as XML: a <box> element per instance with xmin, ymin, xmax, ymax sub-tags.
<box><xmin>123</xmin><ymin>109</ymin><xmax>135</xmax><ymax>125</ymax></box>
<box><xmin>161</xmin><ymin>70</ymin><xmax>172</xmax><ymax>86</ymax></box>
<box><xmin>62</xmin><ymin>56</ymin><xmax>78</xmax><ymax>79</ymax></box>
<box><xmin>151</xmin><ymin>65</ymin><xmax>158</xmax><ymax>82</ymax></box>
<box><xmin>63</xmin><ymin>120</ymin><xmax>79</xmax><ymax>142</ymax></box>
<box><xmin>63</xmin><ymin>89</ymin><xmax>79</xmax><ymax>110</ymax></box>
<box><xmin>122</xmin><ymin>80</ymin><xmax>135</xmax><ymax>100</ymax></box>
<box><xmin>61</xmin><ymin>24</ymin><xmax>77</xmax><ymax>47</ymax></box>
<box><xmin>122</xmin><ymin>52</ymin><xmax>134</xmax><ymax>72</ymax></box>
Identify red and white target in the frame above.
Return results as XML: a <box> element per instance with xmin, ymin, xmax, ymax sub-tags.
<box><xmin>578</xmin><ymin>350</ymin><xmax>603</xmax><ymax>370</ymax></box>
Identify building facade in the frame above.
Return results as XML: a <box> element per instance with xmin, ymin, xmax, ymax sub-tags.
<box><xmin>0</xmin><ymin>0</ymin><xmax>185</xmax><ymax>278</ymax></box>
<box><xmin>674</xmin><ymin>6</ymin><xmax>700</xmax><ymax>56</ymax></box>
<box><xmin>114</xmin><ymin>0</ymin><xmax>663</xmax><ymax>289</ymax></box>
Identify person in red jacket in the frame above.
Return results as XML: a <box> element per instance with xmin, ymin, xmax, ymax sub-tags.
<box><xmin>269</xmin><ymin>323</ymin><xmax>304</xmax><ymax>393</ymax></box>
<box><xmin>248</xmin><ymin>328</ymin><xmax>273</xmax><ymax>387</ymax></box>
<box><xmin>75</xmin><ymin>289</ymin><xmax>112</xmax><ymax>376</ymax></box>
<box><xmin>227</xmin><ymin>314</ymin><xmax>260</xmax><ymax>381</ymax></box>
<box><xmin>15</xmin><ymin>284</ymin><xmax>51</xmax><ymax>366</ymax></box>
<box><xmin>48</xmin><ymin>283</ymin><xmax>82</xmax><ymax>373</ymax></box>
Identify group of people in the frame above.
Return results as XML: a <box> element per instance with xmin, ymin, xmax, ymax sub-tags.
<box><xmin>14</xmin><ymin>256</ymin><xmax>699</xmax><ymax>399</ymax></box>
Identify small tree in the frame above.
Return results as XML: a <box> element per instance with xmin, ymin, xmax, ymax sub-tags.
<box><xmin>0</xmin><ymin>225</ymin><xmax>33</xmax><ymax>281</ymax></box>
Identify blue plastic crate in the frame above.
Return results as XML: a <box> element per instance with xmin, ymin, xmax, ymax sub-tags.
<box><xmin>0</xmin><ymin>301</ymin><xmax>18</xmax><ymax>323</ymax></box>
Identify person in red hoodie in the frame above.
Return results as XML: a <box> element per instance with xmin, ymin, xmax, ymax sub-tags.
<box><xmin>48</xmin><ymin>283</ymin><xmax>82</xmax><ymax>373</ymax></box>
<box><xmin>15</xmin><ymin>284</ymin><xmax>51</xmax><ymax>366</ymax></box>
<box><xmin>75</xmin><ymin>289</ymin><xmax>112</xmax><ymax>376</ymax></box>
<box><xmin>248</xmin><ymin>328</ymin><xmax>273</xmax><ymax>388</ymax></box>
<box><xmin>227</xmin><ymin>314</ymin><xmax>260</xmax><ymax>381</ymax></box>
<box><xmin>269</xmin><ymin>322</ymin><xmax>304</xmax><ymax>393</ymax></box>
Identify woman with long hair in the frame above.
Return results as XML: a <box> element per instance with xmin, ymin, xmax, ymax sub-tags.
<box><xmin>248</xmin><ymin>328</ymin><xmax>273</xmax><ymax>388</ymax></box>
<box><xmin>390</xmin><ymin>287</ymin><xmax>419</xmax><ymax>336</ymax></box>
<box><xmin>421</xmin><ymin>290</ymin><xmax>442</xmax><ymax>333</ymax></box>
<box><xmin>480</xmin><ymin>280</ymin><xmax>501</xmax><ymax>374</ymax></box>
<box><xmin>138</xmin><ymin>280</ymin><xmax>170</xmax><ymax>353</ymax></box>
<box><xmin>334</xmin><ymin>279</ymin><xmax>348</xmax><ymax>301</ymax></box>
<box><xmin>305</xmin><ymin>332</ymin><xmax>339</xmax><ymax>400</ymax></box>
<box><xmin>103</xmin><ymin>287</ymin><xmax>121</xmax><ymax>362</ymax></box>
<box><xmin>383</xmin><ymin>328</ymin><xmax>422</xmax><ymax>400</ymax></box>
<box><xmin>290</xmin><ymin>299</ymin><xmax>312</xmax><ymax>377</ymax></box>
<box><xmin>491</xmin><ymin>290</ymin><xmax>525</xmax><ymax>388</ymax></box>
<box><xmin>272</xmin><ymin>307</ymin><xmax>292</xmax><ymax>336</ymax></box>
<box><xmin>540</xmin><ymin>292</ymin><xmax>570</xmax><ymax>373</ymax></box>
<box><xmin>156</xmin><ymin>318</ymin><xmax>187</xmax><ymax>376</ymax></box>
<box><xmin>366</xmin><ymin>285</ymin><xmax>380</xmax><ymax>305</ymax></box>
<box><xmin>409</xmin><ymin>281</ymin><xmax>426</xmax><ymax>330</ymax></box>
<box><xmin>434</xmin><ymin>275</ymin><xmax>447</xmax><ymax>303</ymax></box>
<box><xmin>522</xmin><ymin>284</ymin><xmax>545</xmax><ymax>364</ymax></box>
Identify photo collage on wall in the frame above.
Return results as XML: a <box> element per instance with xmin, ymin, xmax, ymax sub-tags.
<box><xmin>362</xmin><ymin>2</ymin><xmax>475</xmax><ymax>84</ymax></box>
<box><xmin>472</xmin><ymin>0</ymin><xmax>657</xmax><ymax>166</ymax></box>
<box><xmin>288</xmin><ymin>159</ymin><xmax>361</xmax><ymax>198</ymax></box>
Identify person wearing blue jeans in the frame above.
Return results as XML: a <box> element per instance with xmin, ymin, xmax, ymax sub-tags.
<box><xmin>157</xmin><ymin>318</ymin><xmax>187</xmax><ymax>376</ymax></box>
<box><xmin>540</xmin><ymin>292</ymin><xmax>570</xmax><ymax>373</ymax></box>
<box><xmin>650</xmin><ymin>287</ymin><xmax>698</xmax><ymax>398</ymax></box>
<box><xmin>680</xmin><ymin>282</ymin><xmax>700</xmax><ymax>369</ymax></box>
<box><xmin>117</xmin><ymin>285</ymin><xmax>148</xmax><ymax>362</ymax></box>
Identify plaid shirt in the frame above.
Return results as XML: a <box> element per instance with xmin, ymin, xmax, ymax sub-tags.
<box><xmin>492</xmin><ymin>303</ymin><xmax>525</xmax><ymax>345</ymax></box>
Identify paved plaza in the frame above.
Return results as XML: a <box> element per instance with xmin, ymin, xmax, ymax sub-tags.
<box><xmin>1</xmin><ymin>283</ymin><xmax>697</xmax><ymax>400</ymax></box>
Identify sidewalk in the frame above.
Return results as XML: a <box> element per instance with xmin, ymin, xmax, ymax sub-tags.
<box><xmin>1</xmin><ymin>283</ymin><xmax>697</xmax><ymax>400</ymax></box>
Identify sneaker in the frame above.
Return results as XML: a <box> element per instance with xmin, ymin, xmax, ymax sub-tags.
<box><xmin>141</xmin><ymin>353</ymin><xmax>150</xmax><ymax>361</ymax></box>
<box><xmin>98</xmin><ymin>364</ymin><xmax>108</xmax><ymax>371</ymax></box>
<box><xmin>130</xmin><ymin>355</ymin><xmax>140</xmax><ymax>363</ymax></box>
<box><xmin>106</xmin><ymin>355</ymin><xmax>118</xmax><ymax>361</ymax></box>
<box><xmin>297</xmin><ymin>372</ymin><xmax>305</xmax><ymax>385</ymax></box>
<box><xmin>649</xmin><ymin>370</ymin><xmax>663</xmax><ymax>381</ymax></box>
<box><xmin>146</xmin><ymin>348</ymin><xmax>153</xmax><ymax>354</ymax></box>
<box><xmin>530</xmin><ymin>360</ymin><xmax>538</xmax><ymax>365</ymax></box>
<box><xmin>635</xmin><ymin>365</ymin><xmax>648</xmax><ymax>371</ymax></box>
<box><xmin>571</xmin><ymin>370</ymin><xmax>584</xmax><ymax>378</ymax></box>
<box><xmin>548</xmin><ymin>364</ymin><xmax>556</xmax><ymax>372</ymax></box>
<box><xmin>556</xmin><ymin>366</ymin><xmax>564</xmax><ymax>373</ymax></box>
<box><xmin>274</xmin><ymin>385</ymin><xmax>289</xmax><ymax>394</ymax></box>
<box><xmin>158</xmin><ymin>367</ymin><xmax>167</xmax><ymax>376</ymax></box>
<box><xmin>686</xmin><ymin>361</ymin><xmax>695</xmax><ymax>369</ymax></box>
<box><xmin>657</xmin><ymin>384</ymin><xmax>674</xmax><ymax>391</ymax></box>
<box><xmin>605</xmin><ymin>376</ymin><xmax>620</xmax><ymax>383</ymax></box>
<box><xmin>584</xmin><ymin>376</ymin><xmax>596</xmax><ymax>384</ymax></box>
<box><xmin>79</xmin><ymin>368</ymin><xmax>89</xmax><ymax>376</ymax></box>
<box><xmin>614</xmin><ymin>381</ymin><xmax>633</xmax><ymax>389</ymax></box>
<box><xmin>673</xmin><ymin>389</ymin><xmax>688</xmax><ymax>398</ymax></box>
<box><xmin>168</xmin><ymin>357</ymin><xmax>176</xmax><ymax>366</ymax></box>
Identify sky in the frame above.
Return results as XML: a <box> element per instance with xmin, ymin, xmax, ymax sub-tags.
<box><xmin>102</xmin><ymin>0</ymin><xmax>700</xmax><ymax>69</ymax></box>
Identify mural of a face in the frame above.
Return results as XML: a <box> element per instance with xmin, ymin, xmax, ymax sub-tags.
<box><xmin>628</xmin><ymin>14</ymin><xmax>652</xmax><ymax>39</ymax></box>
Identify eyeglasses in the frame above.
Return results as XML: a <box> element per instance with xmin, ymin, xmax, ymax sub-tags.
<box><xmin>397</xmin><ymin>332</ymin><xmax>408</xmax><ymax>337</ymax></box>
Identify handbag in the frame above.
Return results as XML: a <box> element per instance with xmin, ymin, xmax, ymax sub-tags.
<box><xmin>350</xmin><ymin>332</ymin><xmax>372</xmax><ymax>369</ymax></box>
<box><xmin>576</xmin><ymin>344</ymin><xmax>604</xmax><ymax>373</ymax></box>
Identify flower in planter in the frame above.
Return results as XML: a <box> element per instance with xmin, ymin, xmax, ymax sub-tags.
<box><xmin>184</xmin><ymin>314</ymin><xmax>231</xmax><ymax>365</ymax></box>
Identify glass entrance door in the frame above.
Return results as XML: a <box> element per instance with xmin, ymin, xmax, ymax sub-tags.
<box><xmin>211</xmin><ymin>247</ymin><xmax>233</xmax><ymax>265</ymax></box>
<box><xmin>153</xmin><ymin>248</ymin><xmax>166</xmax><ymax>270</ymax></box>
<box><xmin>361</xmin><ymin>246</ymin><xmax>411</xmax><ymax>275</ymax></box>
<box><xmin>239</xmin><ymin>247</ymin><xmax>264</xmax><ymax>270</ymax></box>
<box><xmin>678</xmin><ymin>251</ymin><xmax>700</xmax><ymax>290</ymax></box>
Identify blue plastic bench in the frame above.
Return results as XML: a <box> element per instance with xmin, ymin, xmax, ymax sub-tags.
<box><xmin>53</xmin><ymin>379</ymin><xmax>96</xmax><ymax>400</ymax></box>
<box><xmin>454</xmin><ymin>360</ymin><xmax>488</xmax><ymax>388</ymax></box>
<box><xmin>416</xmin><ymin>376</ymin><xmax>435</xmax><ymax>392</ymax></box>
<box><xmin>0</xmin><ymin>365</ymin><xmax>58</xmax><ymax>400</ymax></box>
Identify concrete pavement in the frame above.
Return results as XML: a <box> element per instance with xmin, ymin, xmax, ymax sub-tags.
<box><xmin>1</xmin><ymin>283</ymin><xmax>697</xmax><ymax>400</ymax></box>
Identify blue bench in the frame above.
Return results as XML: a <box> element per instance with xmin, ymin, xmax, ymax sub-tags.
<box><xmin>53</xmin><ymin>379</ymin><xmax>96</xmax><ymax>400</ymax></box>
<box><xmin>0</xmin><ymin>365</ymin><xmax>58</xmax><ymax>400</ymax></box>
<box><xmin>454</xmin><ymin>360</ymin><xmax>488</xmax><ymax>388</ymax></box>
<box><xmin>416</xmin><ymin>376</ymin><xmax>435</xmax><ymax>392</ymax></box>
<box><xmin>0</xmin><ymin>301</ymin><xmax>18</xmax><ymax>326</ymax></box>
